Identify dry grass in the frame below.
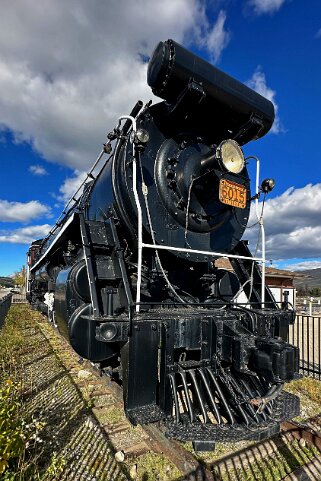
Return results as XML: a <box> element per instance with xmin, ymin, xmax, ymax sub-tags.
<box><xmin>3</xmin><ymin>305</ymin><xmax>321</xmax><ymax>481</ymax></box>
<box><xmin>288</xmin><ymin>377</ymin><xmax>321</xmax><ymax>405</ymax></box>
<box><xmin>0</xmin><ymin>305</ymin><xmax>44</xmax><ymax>480</ymax></box>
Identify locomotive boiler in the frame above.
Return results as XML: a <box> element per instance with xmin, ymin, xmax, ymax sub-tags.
<box><xmin>27</xmin><ymin>39</ymin><xmax>299</xmax><ymax>451</ymax></box>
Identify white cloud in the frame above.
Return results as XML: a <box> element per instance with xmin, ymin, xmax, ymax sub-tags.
<box><xmin>246</xmin><ymin>67</ymin><xmax>282</xmax><ymax>133</ymax></box>
<box><xmin>247</xmin><ymin>0</ymin><xmax>287</xmax><ymax>15</ymax></box>
<box><xmin>197</xmin><ymin>10</ymin><xmax>231</xmax><ymax>63</ymax></box>
<box><xmin>58</xmin><ymin>170</ymin><xmax>87</xmax><ymax>203</ymax></box>
<box><xmin>282</xmin><ymin>260</ymin><xmax>321</xmax><ymax>271</ymax></box>
<box><xmin>29</xmin><ymin>164</ymin><xmax>48</xmax><ymax>176</ymax></box>
<box><xmin>0</xmin><ymin>224</ymin><xmax>51</xmax><ymax>244</ymax></box>
<box><xmin>265</xmin><ymin>226</ymin><xmax>321</xmax><ymax>260</ymax></box>
<box><xmin>246</xmin><ymin>184</ymin><xmax>321</xmax><ymax>260</ymax></box>
<box><xmin>0</xmin><ymin>1</ymin><xmax>228</xmax><ymax>171</ymax></box>
<box><xmin>0</xmin><ymin>199</ymin><xmax>51</xmax><ymax>223</ymax></box>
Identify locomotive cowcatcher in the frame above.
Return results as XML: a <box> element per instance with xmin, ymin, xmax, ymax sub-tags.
<box><xmin>27</xmin><ymin>40</ymin><xmax>300</xmax><ymax>451</ymax></box>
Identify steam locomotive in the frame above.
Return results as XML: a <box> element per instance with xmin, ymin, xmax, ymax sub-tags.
<box><xmin>27</xmin><ymin>40</ymin><xmax>299</xmax><ymax>451</ymax></box>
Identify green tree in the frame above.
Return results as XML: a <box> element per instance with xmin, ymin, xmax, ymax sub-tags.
<box><xmin>296</xmin><ymin>286</ymin><xmax>306</xmax><ymax>297</ymax></box>
<box><xmin>13</xmin><ymin>266</ymin><xmax>26</xmax><ymax>288</ymax></box>
<box><xmin>309</xmin><ymin>287</ymin><xmax>321</xmax><ymax>297</ymax></box>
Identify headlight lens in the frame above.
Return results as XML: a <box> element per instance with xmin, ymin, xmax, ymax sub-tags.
<box><xmin>135</xmin><ymin>128</ymin><xmax>149</xmax><ymax>144</ymax></box>
<box><xmin>216</xmin><ymin>139</ymin><xmax>245</xmax><ymax>174</ymax></box>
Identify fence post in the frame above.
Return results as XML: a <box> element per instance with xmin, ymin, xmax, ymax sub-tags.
<box><xmin>309</xmin><ymin>297</ymin><xmax>314</xmax><ymax>316</ymax></box>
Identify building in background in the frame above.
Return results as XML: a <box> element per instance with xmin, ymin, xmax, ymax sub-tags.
<box><xmin>265</xmin><ymin>267</ymin><xmax>299</xmax><ymax>307</ymax></box>
<box><xmin>215</xmin><ymin>258</ymin><xmax>302</xmax><ymax>307</ymax></box>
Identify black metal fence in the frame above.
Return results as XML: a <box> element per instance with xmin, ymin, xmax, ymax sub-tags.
<box><xmin>0</xmin><ymin>293</ymin><xmax>13</xmax><ymax>329</ymax></box>
<box><xmin>289</xmin><ymin>315</ymin><xmax>321</xmax><ymax>380</ymax></box>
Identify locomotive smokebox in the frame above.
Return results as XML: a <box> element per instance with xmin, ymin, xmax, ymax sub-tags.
<box><xmin>148</xmin><ymin>39</ymin><xmax>275</xmax><ymax>144</ymax></box>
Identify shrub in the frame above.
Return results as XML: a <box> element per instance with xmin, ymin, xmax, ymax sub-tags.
<box><xmin>0</xmin><ymin>380</ymin><xmax>24</xmax><ymax>475</ymax></box>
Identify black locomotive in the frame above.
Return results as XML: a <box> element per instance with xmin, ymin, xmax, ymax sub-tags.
<box><xmin>27</xmin><ymin>40</ymin><xmax>299</xmax><ymax>450</ymax></box>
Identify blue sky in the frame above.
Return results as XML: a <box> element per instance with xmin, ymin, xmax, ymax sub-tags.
<box><xmin>0</xmin><ymin>0</ymin><xmax>321</xmax><ymax>275</ymax></box>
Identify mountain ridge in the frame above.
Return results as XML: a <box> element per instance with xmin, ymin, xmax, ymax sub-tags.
<box><xmin>293</xmin><ymin>267</ymin><xmax>321</xmax><ymax>290</ymax></box>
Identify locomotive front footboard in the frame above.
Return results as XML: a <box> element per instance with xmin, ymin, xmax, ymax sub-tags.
<box><xmin>27</xmin><ymin>39</ymin><xmax>300</xmax><ymax>450</ymax></box>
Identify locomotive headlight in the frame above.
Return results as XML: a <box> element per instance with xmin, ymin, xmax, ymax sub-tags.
<box><xmin>135</xmin><ymin>128</ymin><xmax>149</xmax><ymax>144</ymax></box>
<box><xmin>216</xmin><ymin>139</ymin><xmax>245</xmax><ymax>174</ymax></box>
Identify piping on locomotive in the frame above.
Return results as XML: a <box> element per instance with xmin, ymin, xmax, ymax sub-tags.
<box><xmin>27</xmin><ymin>40</ymin><xmax>299</xmax><ymax>451</ymax></box>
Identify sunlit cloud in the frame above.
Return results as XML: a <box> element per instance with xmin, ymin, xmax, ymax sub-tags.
<box><xmin>281</xmin><ymin>260</ymin><xmax>321</xmax><ymax>271</ymax></box>
<box><xmin>246</xmin><ymin>67</ymin><xmax>282</xmax><ymax>133</ymax></box>
<box><xmin>247</xmin><ymin>0</ymin><xmax>287</xmax><ymax>15</ymax></box>
<box><xmin>197</xmin><ymin>10</ymin><xmax>231</xmax><ymax>63</ymax></box>
<box><xmin>0</xmin><ymin>199</ymin><xmax>51</xmax><ymax>222</ymax></box>
<box><xmin>58</xmin><ymin>170</ymin><xmax>87</xmax><ymax>203</ymax></box>
<box><xmin>0</xmin><ymin>0</ymin><xmax>229</xmax><ymax>171</ymax></box>
<box><xmin>29</xmin><ymin>164</ymin><xmax>48</xmax><ymax>176</ymax></box>
<box><xmin>246</xmin><ymin>183</ymin><xmax>321</xmax><ymax>260</ymax></box>
<box><xmin>0</xmin><ymin>224</ymin><xmax>52</xmax><ymax>244</ymax></box>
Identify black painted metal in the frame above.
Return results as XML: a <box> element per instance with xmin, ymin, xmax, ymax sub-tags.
<box><xmin>165</xmin><ymin>391</ymin><xmax>300</xmax><ymax>442</ymax></box>
<box><xmin>26</xmin><ymin>38</ymin><xmax>300</xmax><ymax>449</ymax></box>
<box><xmin>108</xmin><ymin>216</ymin><xmax>133</xmax><ymax>307</ymax></box>
<box><xmin>230</xmin><ymin>240</ymin><xmax>277</xmax><ymax>308</ymax></box>
<box><xmin>0</xmin><ymin>293</ymin><xmax>13</xmax><ymax>329</ymax></box>
<box><xmin>289</xmin><ymin>315</ymin><xmax>321</xmax><ymax>380</ymax></box>
<box><xmin>148</xmin><ymin>39</ymin><xmax>274</xmax><ymax>144</ymax></box>
<box><xmin>79</xmin><ymin>212</ymin><xmax>101</xmax><ymax>317</ymax></box>
<box><xmin>123</xmin><ymin>320</ymin><xmax>159</xmax><ymax>422</ymax></box>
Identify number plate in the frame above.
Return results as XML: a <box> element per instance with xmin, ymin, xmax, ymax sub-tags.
<box><xmin>219</xmin><ymin>179</ymin><xmax>246</xmax><ymax>209</ymax></box>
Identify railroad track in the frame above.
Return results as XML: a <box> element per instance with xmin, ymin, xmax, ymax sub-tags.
<box><xmin>32</xmin><ymin>309</ymin><xmax>321</xmax><ymax>481</ymax></box>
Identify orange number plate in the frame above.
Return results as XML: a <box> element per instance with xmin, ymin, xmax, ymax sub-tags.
<box><xmin>219</xmin><ymin>179</ymin><xmax>246</xmax><ymax>209</ymax></box>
